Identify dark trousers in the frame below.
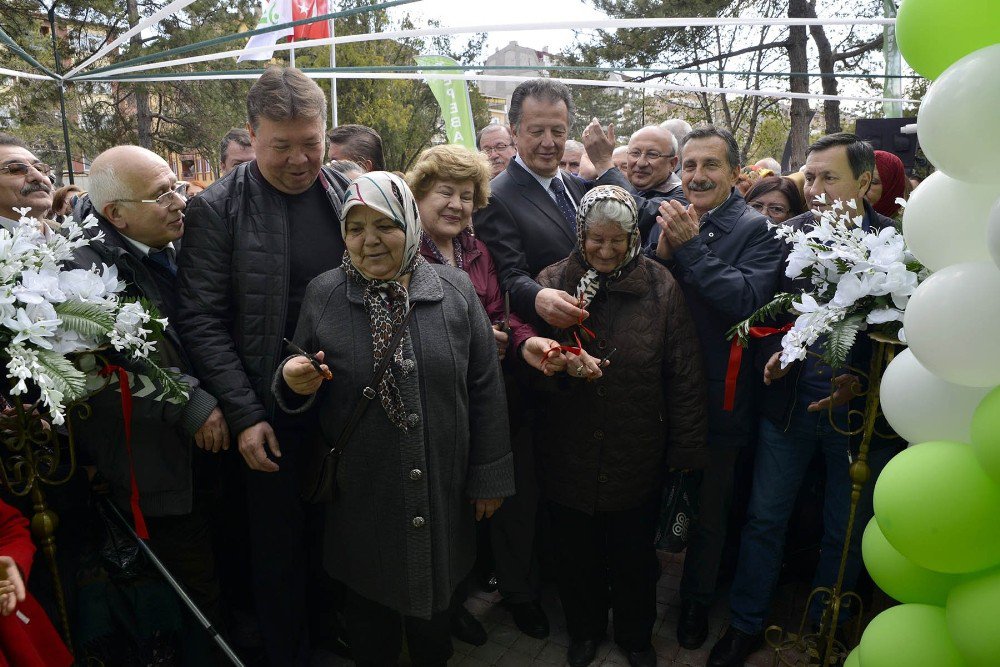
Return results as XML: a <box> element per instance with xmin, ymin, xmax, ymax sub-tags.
<box><xmin>344</xmin><ymin>586</ymin><xmax>453</xmax><ymax>667</ymax></box>
<box><xmin>491</xmin><ymin>420</ymin><xmax>543</xmax><ymax>603</ymax></box>
<box><xmin>146</xmin><ymin>502</ymin><xmax>225</xmax><ymax>665</ymax></box>
<box><xmin>245</xmin><ymin>425</ymin><xmax>309</xmax><ymax>666</ymax></box>
<box><xmin>679</xmin><ymin>445</ymin><xmax>742</xmax><ymax>605</ymax></box>
<box><xmin>548</xmin><ymin>499</ymin><xmax>659</xmax><ymax>652</ymax></box>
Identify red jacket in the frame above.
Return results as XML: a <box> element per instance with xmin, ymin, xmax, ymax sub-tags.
<box><xmin>0</xmin><ymin>499</ymin><xmax>73</xmax><ymax>667</ymax></box>
<box><xmin>420</xmin><ymin>231</ymin><xmax>537</xmax><ymax>352</ymax></box>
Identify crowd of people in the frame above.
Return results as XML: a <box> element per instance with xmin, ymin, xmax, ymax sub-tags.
<box><xmin>0</xmin><ymin>65</ymin><xmax>919</xmax><ymax>667</ymax></box>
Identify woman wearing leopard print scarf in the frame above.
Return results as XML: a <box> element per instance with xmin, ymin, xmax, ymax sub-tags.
<box><xmin>274</xmin><ymin>171</ymin><xmax>515</xmax><ymax>666</ymax></box>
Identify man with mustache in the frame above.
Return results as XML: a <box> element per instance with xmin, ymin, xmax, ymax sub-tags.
<box><xmin>647</xmin><ymin>127</ymin><xmax>784</xmax><ymax>653</ymax></box>
<box><xmin>0</xmin><ymin>134</ymin><xmax>53</xmax><ymax>229</ymax></box>
<box><xmin>478</xmin><ymin>124</ymin><xmax>517</xmax><ymax>179</ymax></box>
<box><xmin>626</xmin><ymin>125</ymin><xmax>687</xmax><ymax>243</ymax></box>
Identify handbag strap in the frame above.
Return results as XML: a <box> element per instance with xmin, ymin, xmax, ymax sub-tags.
<box><xmin>330</xmin><ymin>306</ymin><xmax>414</xmax><ymax>455</ymax></box>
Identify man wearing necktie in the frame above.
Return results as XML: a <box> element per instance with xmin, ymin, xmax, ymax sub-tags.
<box><xmin>472</xmin><ymin>79</ymin><xmax>640</xmax><ymax>648</ymax></box>
<box><xmin>68</xmin><ymin>145</ymin><xmax>229</xmax><ymax>664</ymax></box>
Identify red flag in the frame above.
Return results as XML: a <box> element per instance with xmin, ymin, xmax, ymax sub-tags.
<box><xmin>291</xmin><ymin>0</ymin><xmax>330</xmax><ymax>40</ymax></box>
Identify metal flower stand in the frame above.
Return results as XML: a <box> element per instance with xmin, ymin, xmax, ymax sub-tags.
<box><xmin>0</xmin><ymin>394</ymin><xmax>88</xmax><ymax>645</ymax></box>
<box><xmin>766</xmin><ymin>335</ymin><xmax>901</xmax><ymax>666</ymax></box>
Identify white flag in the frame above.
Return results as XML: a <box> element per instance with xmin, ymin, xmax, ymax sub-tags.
<box><xmin>237</xmin><ymin>0</ymin><xmax>295</xmax><ymax>62</ymax></box>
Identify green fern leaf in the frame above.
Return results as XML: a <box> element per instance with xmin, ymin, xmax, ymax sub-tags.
<box><xmin>35</xmin><ymin>348</ymin><xmax>88</xmax><ymax>402</ymax></box>
<box><xmin>823</xmin><ymin>315</ymin><xmax>864</xmax><ymax>369</ymax></box>
<box><xmin>54</xmin><ymin>301</ymin><xmax>115</xmax><ymax>338</ymax></box>
<box><xmin>726</xmin><ymin>292</ymin><xmax>797</xmax><ymax>346</ymax></box>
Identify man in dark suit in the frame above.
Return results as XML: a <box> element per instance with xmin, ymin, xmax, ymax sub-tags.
<box><xmin>473</xmin><ymin>78</ymin><xmax>635</xmax><ymax>643</ymax></box>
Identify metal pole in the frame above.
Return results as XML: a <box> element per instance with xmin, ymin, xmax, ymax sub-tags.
<box><xmin>102</xmin><ymin>498</ymin><xmax>246</xmax><ymax>667</ymax></box>
<box><xmin>330</xmin><ymin>17</ymin><xmax>338</xmax><ymax>127</ymax></box>
<box><xmin>47</xmin><ymin>2</ymin><xmax>74</xmax><ymax>185</ymax></box>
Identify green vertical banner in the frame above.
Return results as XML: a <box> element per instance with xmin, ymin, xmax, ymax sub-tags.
<box><xmin>415</xmin><ymin>55</ymin><xmax>476</xmax><ymax>150</ymax></box>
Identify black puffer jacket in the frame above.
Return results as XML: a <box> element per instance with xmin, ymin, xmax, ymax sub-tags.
<box><xmin>534</xmin><ymin>254</ymin><xmax>708</xmax><ymax>514</ymax></box>
<box><xmin>175</xmin><ymin>162</ymin><xmax>346</xmax><ymax>434</ymax></box>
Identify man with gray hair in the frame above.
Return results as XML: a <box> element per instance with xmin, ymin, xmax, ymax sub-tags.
<box><xmin>627</xmin><ymin>125</ymin><xmax>687</xmax><ymax>242</ymax></box>
<box><xmin>219</xmin><ymin>127</ymin><xmax>255</xmax><ymax>176</ymax></box>
<box><xmin>71</xmin><ymin>145</ymin><xmax>228</xmax><ymax>664</ymax></box>
<box><xmin>177</xmin><ymin>66</ymin><xmax>347</xmax><ymax>665</ymax></box>
<box><xmin>754</xmin><ymin>156</ymin><xmax>782</xmax><ymax>174</ymax></box>
<box><xmin>612</xmin><ymin>145</ymin><xmax>629</xmax><ymax>174</ymax></box>
<box><xmin>478</xmin><ymin>123</ymin><xmax>517</xmax><ymax>178</ymax></box>
<box><xmin>559</xmin><ymin>139</ymin><xmax>584</xmax><ymax>175</ymax></box>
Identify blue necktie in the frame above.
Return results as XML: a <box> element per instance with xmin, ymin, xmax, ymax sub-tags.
<box><xmin>549</xmin><ymin>178</ymin><xmax>577</xmax><ymax>234</ymax></box>
<box><xmin>148</xmin><ymin>249</ymin><xmax>176</xmax><ymax>276</ymax></box>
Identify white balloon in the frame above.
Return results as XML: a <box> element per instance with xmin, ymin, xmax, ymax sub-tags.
<box><xmin>880</xmin><ymin>349</ymin><xmax>991</xmax><ymax>444</ymax></box>
<box><xmin>904</xmin><ymin>261</ymin><xmax>1000</xmax><ymax>387</ymax></box>
<box><xmin>903</xmin><ymin>172</ymin><xmax>1000</xmax><ymax>271</ymax></box>
<box><xmin>918</xmin><ymin>43</ymin><xmax>1000</xmax><ymax>185</ymax></box>
<box><xmin>989</xmin><ymin>197</ymin><xmax>1000</xmax><ymax>271</ymax></box>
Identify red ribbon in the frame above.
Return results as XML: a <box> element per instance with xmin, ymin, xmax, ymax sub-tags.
<box><xmin>99</xmin><ymin>365</ymin><xmax>149</xmax><ymax>539</ymax></box>
<box><xmin>723</xmin><ymin>324</ymin><xmax>793</xmax><ymax>412</ymax></box>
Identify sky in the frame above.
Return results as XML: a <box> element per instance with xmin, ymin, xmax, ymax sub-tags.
<box><xmin>387</xmin><ymin>0</ymin><xmax>609</xmax><ymax>58</ymax></box>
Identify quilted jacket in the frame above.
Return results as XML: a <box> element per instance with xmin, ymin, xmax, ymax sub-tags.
<box><xmin>175</xmin><ymin>162</ymin><xmax>346</xmax><ymax>434</ymax></box>
<box><xmin>534</xmin><ymin>253</ymin><xmax>708</xmax><ymax>514</ymax></box>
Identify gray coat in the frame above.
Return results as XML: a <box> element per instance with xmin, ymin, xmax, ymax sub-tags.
<box><xmin>274</xmin><ymin>259</ymin><xmax>515</xmax><ymax>619</ymax></box>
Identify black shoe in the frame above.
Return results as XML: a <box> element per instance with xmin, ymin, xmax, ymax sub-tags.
<box><xmin>626</xmin><ymin>646</ymin><xmax>656</xmax><ymax>667</ymax></box>
<box><xmin>506</xmin><ymin>600</ymin><xmax>550</xmax><ymax>639</ymax></box>
<box><xmin>479</xmin><ymin>571</ymin><xmax>499</xmax><ymax>593</ymax></box>
<box><xmin>676</xmin><ymin>599</ymin><xmax>709</xmax><ymax>649</ymax></box>
<box><xmin>450</xmin><ymin>606</ymin><xmax>487</xmax><ymax>646</ymax></box>
<box><xmin>567</xmin><ymin>639</ymin><xmax>599</xmax><ymax>667</ymax></box>
<box><xmin>708</xmin><ymin>626</ymin><xmax>763</xmax><ymax>667</ymax></box>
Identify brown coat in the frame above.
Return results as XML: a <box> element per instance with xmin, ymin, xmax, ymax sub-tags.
<box><xmin>534</xmin><ymin>254</ymin><xmax>708</xmax><ymax>514</ymax></box>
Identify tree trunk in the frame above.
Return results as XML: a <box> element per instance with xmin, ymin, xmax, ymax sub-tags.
<box><xmin>786</xmin><ymin>0</ymin><xmax>811</xmax><ymax>170</ymax></box>
<box><xmin>126</xmin><ymin>0</ymin><xmax>152</xmax><ymax>148</ymax></box>
<box><xmin>807</xmin><ymin>1</ymin><xmax>840</xmax><ymax>133</ymax></box>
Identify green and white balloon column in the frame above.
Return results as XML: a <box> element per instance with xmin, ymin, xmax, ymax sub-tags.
<box><xmin>857</xmin><ymin>1</ymin><xmax>1000</xmax><ymax>665</ymax></box>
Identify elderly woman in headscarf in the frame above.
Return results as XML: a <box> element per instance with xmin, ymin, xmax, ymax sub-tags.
<box><xmin>275</xmin><ymin>171</ymin><xmax>515</xmax><ymax>667</ymax></box>
<box><xmin>534</xmin><ymin>185</ymin><xmax>708</xmax><ymax>667</ymax></box>
<box><xmin>867</xmin><ymin>150</ymin><xmax>909</xmax><ymax>221</ymax></box>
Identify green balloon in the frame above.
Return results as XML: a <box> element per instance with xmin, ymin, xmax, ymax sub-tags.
<box><xmin>845</xmin><ymin>648</ymin><xmax>861</xmax><ymax>667</ymax></box>
<box><xmin>859</xmin><ymin>604</ymin><xmax>966</xmax><ymax>667</ymax></box>
<box><xmin>897</xmin><ymin>0</ymin><xmax>1000</xmax><ymax>80</ymax></box>
<box><xmin>971</xmin><ymin>386</ymin><xmax>1000</xmax><ymax>486</ymax></box>
<box><xmin>874</xmin><ymin>441</ymin><xmax>1000</xmax><ymax>573</ymax></box>
<box><xmin>948</xmin><ymin>569</ymin><xmax>1000</xmax><ymax>666</ymax></box>
<box><xmin>862</xmin><ymin>519</ymin><xmax>967</xmax><ymax>606</ymax></box>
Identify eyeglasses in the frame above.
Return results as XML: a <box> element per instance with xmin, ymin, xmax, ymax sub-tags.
<box><xmin>626</xmin><ymin>149</ymin><xmax>673</xmax><ymax>162</ymax></box>
<box><xmin>1</xmin><ymin>161</ymin><xmax>53</xmax><ymax>176</ymax></box>
<box><xmin>481</xmin><ymin>143</ymin><xmax>511</xmax><ymax>155</ymax></box>
<box><xmin>115</xmin><ymin>182</ymin><xmax>189</xmax><ymax>207</ymax></box>
<box><xmin>749</xmin><ymin>201</ymin><xmax>788</xmax><ymax>217</ymax></box>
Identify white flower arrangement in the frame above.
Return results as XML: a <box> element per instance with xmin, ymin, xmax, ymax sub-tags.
<box><xmin>1</xmin><ymin>209</ymin><xmax>185</xmax><ymax>424</ymax></box>
<box><xmin>730</xmin><ymin>196</ymin><xmax>927</xmax><ymax>370</ymax></box>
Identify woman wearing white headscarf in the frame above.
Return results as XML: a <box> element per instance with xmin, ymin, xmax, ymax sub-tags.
<box><xmin>534</xmin><ymin>185</ymin><xmax>709</xmax><ymax>667</ymax></box>
<box><xmin>274</xmin><ymin>172</ymin><xmax>515</xmax><ymax>666</ymax></box>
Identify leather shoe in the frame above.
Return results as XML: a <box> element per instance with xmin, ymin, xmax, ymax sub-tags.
<box><xmin>626</xmin><ymin>646</ymin><xmax>656</xmax><ymax>667</ymax></box>
<box><xmin>567</xmin><ymin>639</ymin><xmax>600</xmax><ymax>667</ymax></box>
<box><xmin>708</xmin><ymin>626</ymin><xmax>763</xmax><ymax>667</ymax></box>
<box><xmin>450</xmin><ymin>606</ymin><xmax>487</xmax><ymax>646</ymax></box>
<box><xmin>506</xmin><ymin>600</ymin><xmax>550</xmax><ymax>639</ymax></box>
<box><xmin>676</xmin><ymin>599</ymin><xmax>709</xmax><ymax>649</ymax></box>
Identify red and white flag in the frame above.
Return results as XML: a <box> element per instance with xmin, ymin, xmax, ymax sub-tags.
<box><xmin>291</xmin><ymin>0</ymin><xmax>330</xmax><ymax>40</ymax></box>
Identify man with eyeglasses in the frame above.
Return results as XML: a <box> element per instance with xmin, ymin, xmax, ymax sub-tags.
<box><xmin>478</xmin><ymin>124</ymin><xmax>517</xmax><ymax>178</ymax></box>
<box><xmin>0</xmin><ymin>134</ymin><xmax>54</xmax><ymax>229</ymax></box>
<box><xmin>626</xmin><ymin>126</ymin><xmax>688</xmax><ymax>243</ymax></box>
<box><xmin>68</xmin><ymin>145</ymin><xmax>229</xmax><ymax>664</ymax></box>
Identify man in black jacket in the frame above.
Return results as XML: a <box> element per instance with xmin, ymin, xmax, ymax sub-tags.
<box><xmin>709</xmin><ymin>134</ymin><xmax>901</xmax><ymax>666</ymax></box>
<box><xmin>176</xmin><ymin>66</ymin><xmax>346</xmax><ymax>666</ymax></box>
<box><xmin>626</xmin><ymin>125</ymin><xmax>687</xmax><ymax>243</ymax></box>
<box><xmin>645</xmin><ymin>127</ymin><xmax>784</xmax><ymax>653</ymax></box>
<box><xmin>71</xmin><ymin>145</ymin><xmax>228</xmax><ymax>663</ymax></box>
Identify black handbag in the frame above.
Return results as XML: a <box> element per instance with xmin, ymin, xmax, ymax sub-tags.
<box><xmin>300</xmin><ymin>307</ymin><xmax>414</xmax><ymax>504</ymax></box>
<box><xmin>655</xmin><ymin>469</ymin><xmax>700</xmax><ymax>553</ymax></box>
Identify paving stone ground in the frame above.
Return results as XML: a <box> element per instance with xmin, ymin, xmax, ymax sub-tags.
<box><xmin>310</xmin><ymin>551</ymin><xmax>892</xmax><ymax>667</ymax></box>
